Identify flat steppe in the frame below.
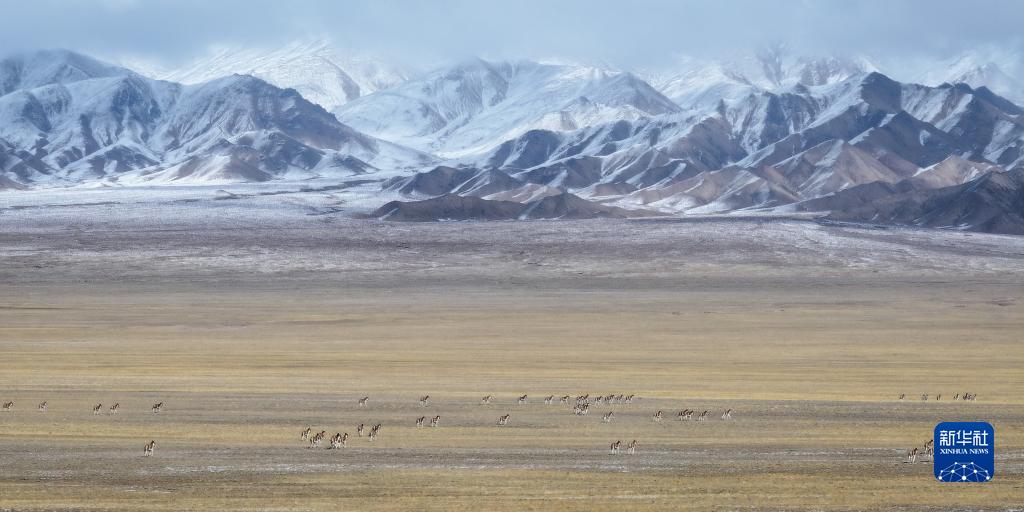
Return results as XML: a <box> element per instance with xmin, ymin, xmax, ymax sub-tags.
<box><xmin>1</xmin><ymin>187</ymin><xmax>1023</xmax><ymax>510</ymax></box>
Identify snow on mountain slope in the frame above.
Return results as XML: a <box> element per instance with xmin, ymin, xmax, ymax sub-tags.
<box><xmin>0</xmin><ymin>51</ymin><xmax>433</xmax><ymax>187</ymax></box>
<box><xmin>379</xmin><ymin>71</ymin><xmax>1024</xmax><ymax>221</ymax></box>
<box><xmin>127</xmin><ymin>40</ymin><xmax>410</xmax><ymax>112</ymax></box>
<box><xmin>0</xmin><ymin>49</ymin><xmax>131</xmax><ymax>96</ymax></box>
<box><xmin>910</xmin><ymin>49</ymin><xmax>1024</xmax><ymax>105</ymax></box>
<box><xmin>645</xmin><ymin>46</ymin><xmax>878</xmax><ymax>110</ymax></box>
<box><xmin>334</xmin><ymin>58</ymin><xmax>681</xmax><ymax>158</ymax></box>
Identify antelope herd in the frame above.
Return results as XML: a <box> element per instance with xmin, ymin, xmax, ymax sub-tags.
<box><xmin>0</xmin><ymin>392</ymin><xmax>981</xmax><ymax>462</ymax></box>
<box><xmin>898</xmin><ymin>392</ymin><xmax>977</xmax><ymax>401</ymax></box>
<box><xmin>906</xmin><ymin>439</ymin><xmax>934</xmax><ymax>463</ymax></box>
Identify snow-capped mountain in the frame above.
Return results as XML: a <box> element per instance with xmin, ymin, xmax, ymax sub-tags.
<box><xmin>645</xmin><ymin>46</ymin><xmax>878</xmax><ymax>111</ymax></box>
<box><xmin>334</xmin><ymin>58</ymin><xmax>681</xmax><ymax>158</ymax></box>
<box><xmin>125</xmin><ymin>40</ymin><xmax>410</xmax><ymax>112</ymax></box>
<box><xmin>4</xmin><ymin>46</ymin><xmax>1024</xmax><ymax>234</ymax></box>
<box><xmin>0</xmin><ymin>50</ymin><xmax>432</xmax><ymax>187</ymax></box>
<box><xmin>382</xmin><ymin>71</ymin><xmax>1024</xmax><ymax>230</ymax></box>
<box><xmin>908</xmin><ymin>49</ymin><xmax>1024</xmax><ymax>105</ymax></box>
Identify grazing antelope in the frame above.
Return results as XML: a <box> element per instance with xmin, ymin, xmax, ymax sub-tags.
<box><xmin>368</xmin><ymin>424</ymin><xmax>381</xmax><ymax>441</ymax></box>
<box><xmin>907</xmin><ymin>447</ymin><xmax>918</xmax><ymax>463</ymax></box>
<box><xmin>602</xmin><ymin>411</ymin><xmax>614</xmax><ymax>423</ymax></box>
<box><xmin>497</xmin><ymin>414</ymin><xmax>510</xmax><ymax>426</ymax></box>
<box><xmin>419</xmin><ymin>395</ymin><xmax>430</xmax><ymax>407</ymax></box>
<box><xmin>560</xmin><ymin>395</ymin><xmax>570</xmax><ymax>404</ymax></box>
<box><xmin>721</xmin><ymin>409</ymin><xmax>732</xmax><ymax>420</ymax></box>
<box><xmin>143</xmin><ymin>440</ymin><xmax>155</xmax><ymax>457</ymax></box>
<box><xmin>416</xmin><ymin>416</ymin><xmax>426</xmax><ymax>428</ymax></box>
<box><xmin>652</xmin><ymin>410</ymin><xmax>663</xmax><ymax>422</ymax></box>
<box><xmin>357</xmin><ymin>423</ymin><xmax>365</xmax><ymax>437</ymax></box>
<box><xmin>329</xmin><ymin>433</ymin><xmax>348</xmax><ymax>449</ymax></box>
<box><xmin>37</xmin><ymin>401</ymin><xmax>47</xmax><ymax>412</ymax></box>
<box><xmin>309</xmin><ymin>430</ymin><xmax>326</xmax><ymax>448</ymax></box>
<box><xmin>518</xmin><ymin>395</ymin><xmax>528</xmax><ymax>405</ymax></box>
<box><xmin>93</xmin><ymin>404</ymin><xmax>103</xmax><ymax>415</ymax></box>
<box><xmin>573</xmin><ymin>403</ymin><xmax>590</xmax><ymax>416</ymax></box>
<box><xmin>544</xmin><ymin>395</ymin><xmax>554</xmax><ymax>405</ymax></box>
<box><xmin>151</xmin><ymin>402</ymin><xmax>163</xmax><ymax>414</ymax></box>
<box><xmin>430</xmin><ymin>415</ymin><xmax>440</xmax><ymax>428</ymax></box>
<box><xmin>610</xmin><ymin>440</ymin><xmax>621</xmax><ymax>453</ymax></box>
<box><xmin>2</xmin><ymin>401</ymin><xmax>13</xmax><ymax>412</ymax></box>
<box><xmin>481</xmin><ymin>395</ymin><xmax>493</xmax><ymax>405</ymax></box>
<box><xmin>898</xmin><ymin>393</ymin><xmax>905</xmax><ymax>400</ymax></box>
<box><xmin>626</xmin><ymin>440</ymin><xmax>637</xmax><ymax>455</ymax></box>
<box><xmin>109</xmin><ymin>403</ymin><xmax>120</xmax><ymax>415</ymax></box>
<box><xmin>301</xmin><ymin>427</ymin><xmax>311</xmax><ymax>441</ymax></box>
<box><xmin>358</xmin><ymin>396</ymin><xmax>369</xmax><ymax>407</ymax></box>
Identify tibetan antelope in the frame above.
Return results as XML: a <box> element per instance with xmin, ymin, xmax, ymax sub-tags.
<box><xmin>309</xmin><ymin>430</ymin><xmax>326</xmax><ymax>448</ymax></box>
<box><xmin>697</xmin><ymin>410</ymin><xmax>709</xmax><ymax>422</ymax></box>
<box><xmin>624</xmin><ymin>394</ymin><xmax>635</xmax><ymax>404</ymax></box>
<box><xmin>610</xmin><ymin>440</ymin><xmax>621</xmax><ymax>453</ymax></box>
<box><xmin>357</xmin><ymin>423</ymin><xmax>365</xmax><ymax>437</ymax></box>
<box><xmin>721</xmin><ymin>409</ymin><xmax>732</xmax><ymax>420</ymax></box>
<box><xmin>626</xmin><ymin>440</ymin><xmax>637</xmax><ymax>455</ymax></box>
<box><xmin>2</xmin><ymin>401</ymin><xmax>13</xmax><ymax>412</ymax></box>
<box><xmin>143</xmin><ymin>440</ymin><xmax>155</xmax><ymax>457</ymax></box>
<box><xmin>518</xmin><ymin>395</ymin><xmax>528</xmax><ymax>405</ymax></box>
<box><xmin>920</xmin><ymin>394</ymin><xmax>928</xmax><ymax>401</ymax></box>
<box><xmin>677</xmin><ymin>409</ymin><xmax>693</xmax><ymax>421</ymax></box>
<box><xmin>37</xmin><ymin>401</ymin><xmax>47</xmax><ymax>412</ymax></box>
<box><xmin>953</xmin><ymin>393</ymin><xmax>959</xmax><ymax>401</ymax></box>
<box><xmin>935</xmin><ymin>394</ymin><xmax>941</xmax><ymax>401</ymax></box>
<box><xmin>416</xmin><ymin>416</ymin><xmax>426</xmax><ymax>428</ymax></box>
<box><xmin>430</xmin><ymin>415</ymin><xmax>440</xmax><ymax>428</ymax></box>
<box><xmin>652</xmin><ymin>410</ymin><xmax>663</xmax><ymax>422</ymax></box>
<box><xmin>329</xmin><ymin>433</ymin><xmax>348</xmax><ymax>449</ymax></box>
<box><xmin>368</xmin><ymin>424</ymin><xmax>381</xmax><ymax>441</ymax></box>
<box><xmin>602</xmin><ymin>411</ymin><xmax>614</xmax><ymax>423</ymax></box>
<box><xmin>419</xmin><ymin>395</ymin><xmax>430</xmax><ymax>407</ymax></box>
<box><xmin>358</xmin><ymin>396</ymin><xmax>369</xmax><ymax>407</ymax></box>
<box><xmin>301</xmin><ymin>427</ymin><xmax>311</xmax><ymax>441</ymax></box>
<box><xmin>922</xmin><ymin>439</ymin><xmax>934</xmax><ymax>460</ymax></box>
<box><xmin>109</xmin><ymin>403</ymin><xmax>120</xmax><ymax>415</ymax></box>
<box><xmin>544</xmin><ymin>395</ymin><xmax>554</xmax><ymax>405</ymax></box>
<box><xmin>481</xmin><ymin>395</ymin><xmax>493</xmax><ymax>405</ymax></box>
<box><xmin>560</xmin><ymin>395</ymin><xmax>570</xmax><ymax>404</ymax></box>
<box><xmin>151</xmin><ymin>402</ymin><xmax>163</xmax><ymax>414</ymax></box>
<box><xmin>497</xmin><ymin>414</ymin><xmax>510</xmax><ymax>426</ymax></box>
<box><xmin>898</xmin><ymin>393</ymin><xmax>905</xmax><ymax>400</ymax></box>
<box><xmin>906</xmin><ymin>447</ymin><xmax>918</xmax><ymax>463</ymax></box>
<box><xmin>93</xmin><ymin>403</ymin><xmax>103</xmax><ymax>415</ymax></box>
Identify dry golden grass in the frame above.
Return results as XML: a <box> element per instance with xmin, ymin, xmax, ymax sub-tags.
<box><xmin>1</xmin><ymin>278</ymin><xmax>1022</xmax><ymax>510</ymax></box>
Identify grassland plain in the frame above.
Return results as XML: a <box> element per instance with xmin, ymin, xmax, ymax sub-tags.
<box><xmin>1</xmin><ymin>211</ymin><xmax>1023</xmax><ymax>510</ymax></box>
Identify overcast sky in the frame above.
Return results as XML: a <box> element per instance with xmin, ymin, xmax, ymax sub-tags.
<box><xmin>2</xmin><ymin>0</ymin><xmax>1022</xmax><ymax>69</ymax></box>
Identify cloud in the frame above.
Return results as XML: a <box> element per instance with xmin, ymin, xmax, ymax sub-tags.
<box><xmin>0</xmin><ymin>0</ymin><xmax>1021</xmax><ymax>69</ymax></box>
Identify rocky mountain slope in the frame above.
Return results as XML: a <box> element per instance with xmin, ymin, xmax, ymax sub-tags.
<box><xmin>0</xmin><ymin>50</ymin><xmax>432</xmax><ymax>187</ymax></box>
